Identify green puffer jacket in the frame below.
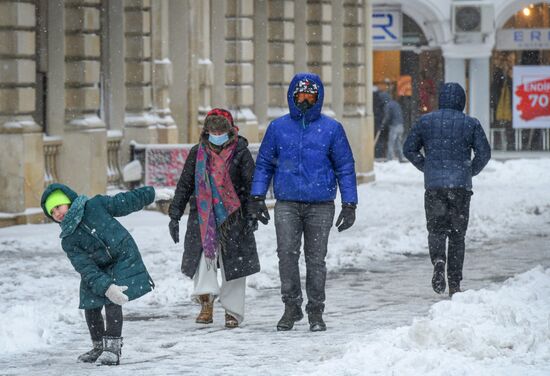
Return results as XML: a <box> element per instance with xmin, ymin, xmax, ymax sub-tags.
<box><xmin>41</xmin><ymin>183</ymin><xmax>155</xmax><ymax>310</ymax></box>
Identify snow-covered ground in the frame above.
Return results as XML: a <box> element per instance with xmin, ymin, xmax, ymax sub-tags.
<box><xmin>1</xmin><ymin>159</ymin><xmax>549</xmax><ymax>375</ymax></box>
<box><xmin>306</xmin><ymin>266</ymin><xmax>550</xmax><ymax>376</ymax></box>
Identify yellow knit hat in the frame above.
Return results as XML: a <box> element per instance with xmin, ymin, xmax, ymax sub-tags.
<box><xmin>45</xmin><ymin>189</ymin><xmax>72</xmax><ymax>215</ymax></box>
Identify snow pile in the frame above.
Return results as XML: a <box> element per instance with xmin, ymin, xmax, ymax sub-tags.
<box><xmin>0</xmin><ymin>305</ymin><xmax>53</xmax><ymax>353</ymax></box>
<box><xmin>307</xmin><ymin>267</ymin><xmax>550</xmax><ymax>376</ymax></box>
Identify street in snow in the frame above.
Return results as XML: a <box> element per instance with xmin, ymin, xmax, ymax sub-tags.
<box><xmin>1</xmin><ymin>159</ymin><xmax>550</xmax><ymax>375</ymax></box>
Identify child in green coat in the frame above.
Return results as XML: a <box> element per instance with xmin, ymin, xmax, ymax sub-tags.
<box><xmin>41</xmin><ymin>183</ymin><xmax>156</xmax><ymax>366</ymax></box>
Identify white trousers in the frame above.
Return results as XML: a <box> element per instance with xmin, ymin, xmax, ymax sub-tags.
<box><xmin>192</xmin><ymin>252</ymin><xmax>246</xmax><ymax>323</ymax></box>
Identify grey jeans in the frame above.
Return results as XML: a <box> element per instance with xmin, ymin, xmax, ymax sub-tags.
<box><xmin>274</xmin><ymin>200</ymin><xmax>335</xmax><ymax>314</ymax></box>
<box><xmin>387</xmin><ymin>124</ymin><xmax>404</xmax><ymax>161</ymax></box>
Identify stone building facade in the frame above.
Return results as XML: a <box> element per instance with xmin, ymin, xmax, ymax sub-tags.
<box><xmin>0</xmin><ymin>0</ymin><xmax>376</xmax><ymax>226</ymax></box>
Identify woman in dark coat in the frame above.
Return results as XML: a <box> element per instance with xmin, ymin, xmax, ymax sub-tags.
<box><xmin>168</xmin><ymin>108</ymin><xmax>260</xmax><ymax>328</ymax></box>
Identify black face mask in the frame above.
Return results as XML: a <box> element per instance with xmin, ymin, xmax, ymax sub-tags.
<box><xmin>296</xmin><ymin>100</ymin><xmax>314</xmax><ymax>113</ymax></box>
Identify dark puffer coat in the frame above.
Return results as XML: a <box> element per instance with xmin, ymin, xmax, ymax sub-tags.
<box><xmin>40</xmin><ymin>183</ymin><xmax>155</xmax><ymax>309</ymax></box>
<box><xmin>403</xmin><ymin>82</ymin><xmax>491</xmax><ymax>190</ymax></box>
<box><xmin>168</xmin><ymin>136</ymin><xmax>260</xmax><ymax>281</ymax></box>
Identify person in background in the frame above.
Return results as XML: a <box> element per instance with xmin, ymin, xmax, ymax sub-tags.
<box><xmin>403</xmin><ymin>82</ymin><xmax>491</xmax><ymax>297</ymax></box>
<box><xmin>168</xmin><ymin>108</ymin><xmax>260</xmax><ymax>329</ymax></box>
<box><xmin>249</xmin><ymin>72</ymin><xmax>357</xmax><ymax>332</ymax></box>
<box><xmin>380</xmin><ymin>90</ymin><xmax>405</xmax><ymax>162</ymax></box>
<box><xmin>40</xmin><ymin>183</ymin><xmax>156</xmax><ymax>366</ymax></box>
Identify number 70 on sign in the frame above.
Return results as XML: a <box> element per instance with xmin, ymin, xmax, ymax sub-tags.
<box><xmin>528</xmin><ymin>94</ymin><xmax>549</xmax><ymax>107</ymax></box>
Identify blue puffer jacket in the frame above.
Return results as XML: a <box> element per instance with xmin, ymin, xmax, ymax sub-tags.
<box><xmin>403</xmin><ymin>82</ymin><xmax>491</xmax><ymax>190</ymax></box>
<box><xmin>251</xmin><ymin>72</ymin><xmax>358</xmax><ymax>204</ymax></box>
<box><xmin>41</xmin><ymin>183</ymin><xmax>155</xmax><ymax>309</ymax></box>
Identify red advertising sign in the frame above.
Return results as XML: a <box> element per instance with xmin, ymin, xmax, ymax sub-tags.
<box><xmin>513</xmin><ymin>66</ymin><xmax>550</xmax><ymax>129</ymax></box>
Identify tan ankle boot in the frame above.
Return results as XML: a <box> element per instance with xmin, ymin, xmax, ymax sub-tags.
<box><xmin>196</xmin><ymin>294</ymin><xmax>213</xmax><ymax>324</ymax></box>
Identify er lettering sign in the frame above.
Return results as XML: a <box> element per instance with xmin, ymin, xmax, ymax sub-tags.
<box><xmin>372</xmin><ymin>7</ymin><xmax>402</xmax><ymax>48</ymax></box>
<box><xmin>513</xmin><ymin>66</ymin><xmax>550</xmax><ymax>129</ymax></box>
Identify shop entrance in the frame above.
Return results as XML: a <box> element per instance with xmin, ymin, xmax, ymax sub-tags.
<box><xmin>491</xmin><ymin>3</ymin><xmax>550</xmax><ymax>151</ymax></box>
<box><xmin>373</xmin><ymin>14</ymin><xmax>444</xmax><ymax>159</ymax></box>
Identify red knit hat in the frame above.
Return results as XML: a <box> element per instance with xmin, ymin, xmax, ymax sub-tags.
<box><xmin>205</xmin><ymin>108</ymin><xmax>238</xmax><ymax>131</ymax></box>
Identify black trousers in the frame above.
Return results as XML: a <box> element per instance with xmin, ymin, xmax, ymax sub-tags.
<box><xmin>85</xmin><ymin>304</ymin><xmax>123</xmax><ymax>342</ymax></box>
<box><xmin>424</xmin><ymin>189</ymin><xmax>472</xmax><ymax>284</ymax></box>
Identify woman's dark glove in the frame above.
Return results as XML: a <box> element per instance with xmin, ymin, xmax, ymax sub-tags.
<box><xmin>169</xmin><ymin>219</ymin><xmax>180</xmax><ymax>243</ymax></box>
<box><xmin>335</xmin><ymin>204</ymin><xmax>356</xmax><ymax>232</ymax></box>
<box><xmin>244</xmin><ymin>216</ymin><xmax>259</xmax><ymax>234</ymax></box>
<box><xmin>247</xmin><ymin>196</ymin><xmax>270</xmax><ymax>225</ymax></box>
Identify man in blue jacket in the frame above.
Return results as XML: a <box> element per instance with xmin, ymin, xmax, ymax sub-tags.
<box><xmin>249</xmin><ymin>72</ymin><xmax>358</xmax><ymax>331</ymax></box>
<box><xmin>403</xmin><ymin>82</ymin><xmax>491</xmax><ymax>297</ymax></box>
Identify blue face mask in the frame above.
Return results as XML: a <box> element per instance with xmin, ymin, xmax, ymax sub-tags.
<box><xmin>208</xmin><ymin>132</ymin><xmax>229</xmax><ymax>146</ymax></box>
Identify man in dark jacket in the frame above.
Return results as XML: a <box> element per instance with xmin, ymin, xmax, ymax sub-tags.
<box><xmin>403</xmin><ymin>82</ymin><xmax>491</xmax><ymax>297</ymax></box>
<box><xmin>380</xmin><ymin>91</ymin><xmax>405</xmax><ymax>162</ymax></box>
<box><xmin>249</xmin><ymin>72</ymin><xmax>358</xmax><ymax>332</ymax></box>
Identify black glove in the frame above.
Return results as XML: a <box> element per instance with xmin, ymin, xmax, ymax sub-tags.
<box><xmin>244</xmin><ymin>216</ymin><xmax>259</xmax><ymax>234</ymax></box>
<box><xmin>169</xmin><ymin>219</ymin><xmax>180</xmax><ymax>243</ymax></box>
<box><xmin>335</xmin><ymin>204</ymin><xmax>356</xmax><ymax>232</ymax></box>
<box><xmin>247</xmin><ymin>196</ymin><xmax>270</xmax><ymax>225</ymax></box>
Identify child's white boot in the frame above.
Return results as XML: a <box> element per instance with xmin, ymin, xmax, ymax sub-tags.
<box><xmin>96</xmin><ymin>336</ymin><xmax>122</xmax><ymax>366</ymax></box>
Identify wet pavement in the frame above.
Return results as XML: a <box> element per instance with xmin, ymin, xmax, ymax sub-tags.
<box><xmin>4</xmin><ymin>224</ymin><xmax>550</xmax><ymax>376</ymax></box>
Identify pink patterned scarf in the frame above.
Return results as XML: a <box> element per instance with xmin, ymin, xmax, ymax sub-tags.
<box><xmin>195</xmin><ymin>140</ymin><xmax>241</xmax><ymax>261</ymax></box>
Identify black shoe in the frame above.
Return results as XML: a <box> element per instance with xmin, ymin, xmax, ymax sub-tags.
<box><xmin>449</xmin><ymin>281</ymin><xmax>461</xmax><ymax>297</ymax></box>
<box><xmin>77</xmin><ymin>341</ymin><xmax>103</xmax><ymax>363</ymax></box>
<box><xmin>432</xmin><ymin>260</ymin><xmax>446</xmax><ymax>294</ymax></box>
<box><xmin>308</xmin><ymin>312</ymin><xmax>326</xmax><ymax>332</ymax></box>
<box><xmin>276</xmin><ymin>304</ymin><xmax>304</xmax><ymax>331</ymax></box>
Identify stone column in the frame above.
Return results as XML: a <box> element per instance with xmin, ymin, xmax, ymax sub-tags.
<box><xmin>306</xmin><ymin>0</ymin><xmax>333</xmax><ymax>116</ymax></box>
<box><xmin>46</xmin><ymin>0</ymin><xmax>65</xmax><ymax>137</ymax></box>
<box><xmin>225</xmin><ymin>0</ymin><xmax>259</xmax><ymax>142</ymax></box>
<box><xmin>469</xmin><ymin>57</ymin><xmax>491</xmax><ymax>136</ymax></box>
<box><xmin>0</xmin><ymin>0</ymin><xmax>44</xmax><ymax>215</ymax></box>
<box><xmin>331</xmin><ymin>0</ymin><xmax>344</xmax><ymax>120</ymax></box>
<box><xmin>195</xmin><ymin>0</ymin><xmax>212</xmax><ymax>141</ymax></box>
<box><xmin>123</xmin><ymin>0</ymin><xmax>158</xmax><ymax>148</ymax></box>
<box><xmin>343</xmin><ymin>0</ymin><xmax>373</xmax><ymax>184</ymax></box>
<box><xmin>362</xmin><ymin>0</ymin><xmax>375</xmax><ymax>182</ymax></box>
<box><xmin>444</xmin><ymin>57</ymin><xmax>467</xmax><ymax>90</ymax></box>
<box><xmin>101</xmin><ymin>0</ymin><xmax>125</xmax><ymax>134</ymax></box>
<box><xmin>266</xmin><ymin>0</ymin><xmax>295</xmax><ymax>128</ymax></box>
<box><xmin>253</xmin><ymin>0</ymin><xmax>268</xmax><ymax>133</ymax></box>
<box><xmin>60</xmin><ymin>0</ymin><xmax>107</xmax><ymax>195</ymax></box>
<box><xmin>169</xmin><ymin>0</ymin><xmax>191</xmax><ymax>143</ymax></box>
<box><xmin>294</xmin><ymin>0</ymin><xmax>307</xmax><ymax>73</ymax></box>
<box><xmin>151</xmin><ymin>0</ymin><xmax>177</xmax><ymax>144</ymax></box>
<box><xmin>211</xmin><ymin>0</ymin><xmax>226</xmax><ymax>110</ymax></box>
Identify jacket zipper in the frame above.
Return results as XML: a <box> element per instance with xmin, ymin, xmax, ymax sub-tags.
<box><xmin>82</xmin><ymin>222</ymin><xmax>113</xmax><ymax>260</ymax></box>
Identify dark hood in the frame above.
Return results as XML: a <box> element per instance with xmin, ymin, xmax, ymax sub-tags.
<box><xmin>438</xmin><ymin>82</ymin><xmax>466</xmax><ymax>111</ymax></box>
<box><xmin>41</xmin><ymin>183</ymin><xmax>78</xmax><ymax>220</ymax></box>
<box><xmin>288</xmin><ymin>72</ymin><xmax>324</xmax><ymax>123</ymax></box>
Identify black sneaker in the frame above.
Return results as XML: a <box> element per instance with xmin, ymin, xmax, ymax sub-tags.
<box><xmin>276</xmin><ymin>304</ymin><xmax>304</xmax><ymax>331</ymax></box>
<box><xmin>308</xmin><ymin>312</ymin><xmax>326</xmax><ymax>332</ymax></box>
<box><xmin>432</xmin><ymin>260</ymin><xmax>446</xmax><ymax>294</ymax></box>
<box><xmin>448</xmin><ymin>281</ymin><xmax>461</xmax><ymax>297</ymax></box>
